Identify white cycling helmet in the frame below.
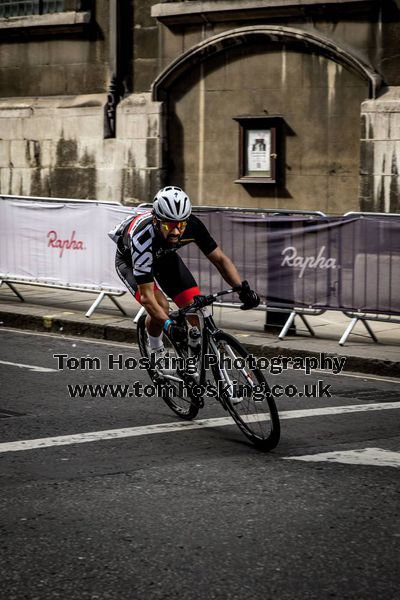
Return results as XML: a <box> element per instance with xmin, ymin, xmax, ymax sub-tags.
<box><xmin>153</xmin><ymin>186</ymin><xmax>191</xmax><ymax>221</ymax></box>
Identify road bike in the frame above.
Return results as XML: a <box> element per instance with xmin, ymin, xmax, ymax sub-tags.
<box><xmin>137</xmin><ymin>287</ymin><xmax>280</xmax><ymax>451</ymax></box>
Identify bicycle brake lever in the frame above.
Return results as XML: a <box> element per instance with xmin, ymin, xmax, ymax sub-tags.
<box><xmin>191</xmin><ymin>295</ymin><xmax>208</xmax><ymax>309</ymax></box>
<box><xmin>195</xmin><ymin>294</ymin><xmax>216</xmax><ymax>308</ymax></box>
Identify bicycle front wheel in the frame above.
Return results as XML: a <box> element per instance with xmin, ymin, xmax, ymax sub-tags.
<box><xmin>136</xmin><ymin>314</ymin><xmax>199</xmax><ymax>420</ymax></box>
<box><xmin>211</xmin><ymin>332</ymin><xmax>280</xmax><ymax>451</ymax></box>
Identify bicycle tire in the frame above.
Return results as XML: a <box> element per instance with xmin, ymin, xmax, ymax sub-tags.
<box><xmin>210</xmin><ymin>331</ymin><xmax>280</xmax><ymax>451</ymax></box>
<box><xmin>136</xmin><ymin>314</ymin><xmax>199</xmax><ymax>420</ymax></box>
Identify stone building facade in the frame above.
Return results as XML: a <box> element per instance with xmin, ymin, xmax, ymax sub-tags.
<box><xmin>0</xmin><ymin>0</ymin><xmax>399</xmax><ymax>213</ymax></box>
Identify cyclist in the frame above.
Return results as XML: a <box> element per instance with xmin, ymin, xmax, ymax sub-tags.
<box><xmin>109</xmin><ymin>186</ymin><xmax>260</xmax><ymax>359</ymax></box>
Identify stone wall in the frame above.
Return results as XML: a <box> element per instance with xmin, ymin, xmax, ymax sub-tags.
<box><xmin>133</xmin><ymin>0</ymin><xmax>159</xmax><ymax>93</ymax></box>
<box><xmin>0</xmin><ymin>4</ymin><xmax>109</xmax><ymax>98</ymax></box>
<box><xmin>360</xmin><ymin>87</ymin><xmax>400</xmax><ymax>213</ymax></box>
<box><xmin>0</xmin><ymin>93</ymin><xmax>164</xmax><ymax>203</ymax></box>
<box><xmin>166</xmin><ymin>44</ymin><xmax>369</xmax><ymax>213</ymax></box>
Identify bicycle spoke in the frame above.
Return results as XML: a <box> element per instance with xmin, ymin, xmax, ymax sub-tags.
<box><xmin>137</xmin><ymin>314</ymin><xmax>199</xmax><ymax>420</ymax></box>
<box><xmin>213</xmin><ymin>335</ymin><xmax>280</xmax><ymax>449</ymax></box>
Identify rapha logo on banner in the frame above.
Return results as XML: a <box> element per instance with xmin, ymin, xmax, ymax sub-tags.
<box><xmin>47</xmin><ymin>230</ymin><xmax>86</xmax><ymax>258</ymax></box>
<box><xmin>281</xmin><ymin>246</ymin><xmax>337</xmax><ymax>279</ymax></box>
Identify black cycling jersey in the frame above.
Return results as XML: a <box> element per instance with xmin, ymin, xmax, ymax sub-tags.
<box><xmin>115</xmin><ymin>211</ymin><xmax>218</xmax><ymax>286</ymax></box>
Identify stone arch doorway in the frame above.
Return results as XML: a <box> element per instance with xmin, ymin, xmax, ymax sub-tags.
<box><xmin>153</xmin><ymin>26</ymin><xmax>382</xmax><ymax>213</ymax></box>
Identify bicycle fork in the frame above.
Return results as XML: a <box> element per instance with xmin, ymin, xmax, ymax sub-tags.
<box><xmin>209</xmin><ymin>338</ymin><xmax>256</xmax><ymax>406</ymax></box>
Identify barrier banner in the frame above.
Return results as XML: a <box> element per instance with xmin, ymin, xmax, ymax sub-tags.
<box><xmin>1</xmin><ymin>197</ymin><xmax>399</xmax><ymax>316</ymax></box>
<box><xmin>0</xmin><ymin>197</ymin><xmax>133</xmax><ymax>292</ymax></box>
<box><xmin>179</xmin><ymin>212</ymin><xmax>400</xmax><ymax>315</ymax></box>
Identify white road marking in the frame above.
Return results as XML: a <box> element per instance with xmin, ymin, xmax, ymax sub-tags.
<box><xmin>278</xmin><ymin>402</ymin><xmax>400</xmax><ymax>419</ymax></box>
<box><xmin>0</xmin><ymin>359</ymin><xmax>57</xmax><ymax>373</ymax></box>
<box><xmin>0</xmin><ymin>401</ymin><xmax>399</xmax><ymax>454</ymax></box>
<box><xmin>0</xmin><ymin>327</ymin><xmax>140</xmax><ymax>351</ymax></box>
<box><xmin>308</xmin><ymin>370</ymin><xmax>400</xmax><ymax>384</ymax></box>
<box><xmin>284</xmin><ymin>447</ymin><xmax>400</xmax><ymax>468</ymax></box>
<box><xmin>0</xmin><ymin>329</ymin><xmax>399</xmax><ymax>384</ymax></box>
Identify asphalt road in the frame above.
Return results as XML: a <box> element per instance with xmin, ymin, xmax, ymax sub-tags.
<box><xmin>1</xmin><ymin>328</ymin><xmax>399</xmax><ymax>600</ymax></box>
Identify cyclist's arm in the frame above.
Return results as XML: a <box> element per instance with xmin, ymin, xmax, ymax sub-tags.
<box><xmin>206</xmin><ymin>246</ymin><xmax>242</xmax><ymax>287</ymax></box>
<box><xmin>137</xmin><ymin>283</ymin><xmax>170</xmax><ymax>325</ymax></box>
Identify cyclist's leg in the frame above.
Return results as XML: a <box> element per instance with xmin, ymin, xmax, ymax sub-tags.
<box><xmin>115</xmin><ymin>248</ymin><xmax>168</xmax><ymax>346</ymax></box>
<box><xmin>154</xmin><ymin>253</ymin><xmax>201</xmax><ymax>329</ymax></box>
<box><xmin>155</xmin><ymin>255</ymin><xmax>204</xmax><ymax>368</ymax></box>
<box><xmin>134</xmin><ymin>287</ymin><xmax>168</xmax><ymax>338</ymax></box>
<box><xmin>117</xmin><ymin>251</ymin><xmax>202</xmax><ymax>361</ymax></box>
<box><xmin>155</xmin><ymin>253</ymin><xmax>200</xmax><ymax>307</ymax></box>
<box><xmin>134</xmin><ymin>252</ymin><xmax>202</xmax><ymax>417</ymax></box>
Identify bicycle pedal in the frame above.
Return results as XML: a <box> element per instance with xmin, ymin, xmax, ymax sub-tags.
<box><xmin>153</xmin><ymin>371</ymin><xmax>166</xmax><ymax>383</ymax></box>
<box><xmin>193</xmin><ymin>397</ymin><xmax>204</xmax><ymax>409</ymax></box>
<box><xmin>232</xmin><ymin>397</ymin><xmax>244</xmax><ymax>405</ymax></box>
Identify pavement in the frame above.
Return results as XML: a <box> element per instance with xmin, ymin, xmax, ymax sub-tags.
<box><xmin>0</xmin><ymin>282</ymin><xmax>399</xmax><ymax>377</ymax></box>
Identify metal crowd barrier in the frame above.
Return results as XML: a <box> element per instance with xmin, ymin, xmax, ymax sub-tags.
<box><xmin>0</xmin><ymin>194</ymin><xmax>129</xmax><ymax>317</ymax></box>
<box><xmin>337</xmin><ymin>211</ymin><xmax>400</xmax><ymax>345</ymax></box>
<box><xmin>1</xmin><ymin>196</ymin><xmax>399</xmax><ymax>346</ymax></box>
<box><xmin>0</xmin><ymin>278</ymin><xmax>128</xmax><ymax>316</ymax></box>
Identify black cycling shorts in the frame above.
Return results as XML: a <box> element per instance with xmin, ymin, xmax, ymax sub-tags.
<box><xmin>115</xmin><ymin>248</ymin><xmax>201</xmax><ymax>307</ymax></box>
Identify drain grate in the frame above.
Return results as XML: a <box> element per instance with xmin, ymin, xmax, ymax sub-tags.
<box><xmin>0</xmin><ymin>409</ymin><xmax>26</xmax><ymax>419</ymax></box>
<box><xmin>334</xmin><ymin>389</ymin><xmax>399</xmax><ymax>401</ymax></box>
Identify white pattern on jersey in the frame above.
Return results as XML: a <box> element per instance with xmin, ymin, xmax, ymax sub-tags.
<box><xmin>130</xmin><ymin>220</ymin><xmax>155</xmax><ymax>278</ymax></box>
<box><xmin>110</xmin><ymin>209</ymin><xmax>217</xmax><ymax>286</ymax></box>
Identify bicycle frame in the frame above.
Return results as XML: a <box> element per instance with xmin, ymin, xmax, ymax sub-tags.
<box><xmin>159</xmin><ymin>307</ymin><xmax>221</xmax><ymax>390</ymax></box>
<box><xmin>163</xmin><ymin>298</ymin><xmax>258</xmax><ymax>409</ymax></box>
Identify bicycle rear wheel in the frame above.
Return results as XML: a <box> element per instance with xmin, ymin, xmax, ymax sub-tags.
<box><xmin>136</xmin><ymin>314</ymin><xmax>199</xmax><ymax>420</ymax></box>
<box><xmin>211</xmin><ymin>332</ymin><xmax>280</xmax><ymax>451</ymax></box>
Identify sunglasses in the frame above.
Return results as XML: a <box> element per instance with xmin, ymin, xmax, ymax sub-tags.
<box><xmin>158</xmin><ymin>220</ymin><xmax>187</xmax><ymax>233</ymax></box>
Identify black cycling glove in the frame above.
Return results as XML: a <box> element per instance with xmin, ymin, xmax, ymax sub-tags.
<box><xmin>238</xmin><ymin>280</ymin><xmax>260</xmax><ymax>311</ymax></box>
<box><xmin>164</xmin><ymin>319</ymin><xmax>187</xmax><ymax>343</ymax></box>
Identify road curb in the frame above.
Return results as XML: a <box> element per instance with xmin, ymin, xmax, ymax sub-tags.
<box><xmin>0</xmin><ymin>309</ymin><xmax>137</xmax><ymax>342</ymax></box>
<box><xmin>1</xmin><ymin>307</ymin><xmax>399</xmax><ymax>378</ymax></box>
<box><xmin>244</xmin><ymin>342</ymin><xmax>400</xmax><ymax>378</ymax></box>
